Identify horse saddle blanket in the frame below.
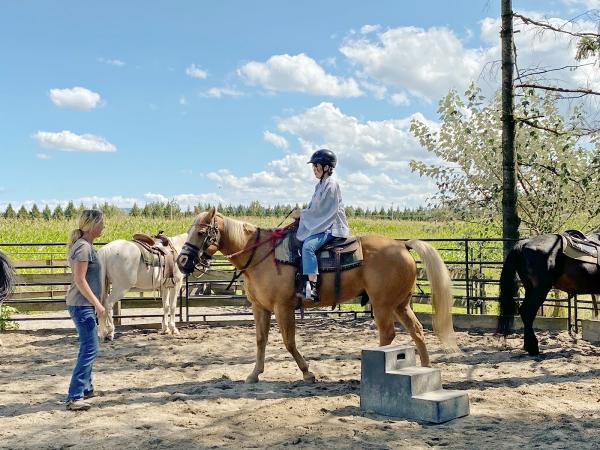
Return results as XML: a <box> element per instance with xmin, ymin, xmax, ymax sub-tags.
<box><xmin>560</xmin><ymin>230</ymin><xmax>600</xmax><ymax>265</ymax></box>
<box><xmin>274</xmin><ymin>230</ymin><xmax>363</xmax><ymax>272</ymax></box>
<box><xmin>131</xmin><ymin>232</ymin><xmax>175</xmax><ymax>282</ymax></box>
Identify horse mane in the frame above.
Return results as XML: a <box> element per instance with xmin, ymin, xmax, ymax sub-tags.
<box><xmin>223</xmin><ymin>216</ymin><xmax>256</xmax><ymax>249</ymax></box>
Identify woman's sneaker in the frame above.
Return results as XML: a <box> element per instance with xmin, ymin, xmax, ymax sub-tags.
<box><xmin>66</xmin><ymin>399</ymin><xmax>91</xmax><ymax>411</ymax></box>
<box><xmin>83</xmin><ymin>390</ymin><xmax>105</xmax><ymax>399</ymax></box>
<box><xmin>304</xmin><ymin>280</ymin><xmax>319</xmax><ymax>304</ymax></box>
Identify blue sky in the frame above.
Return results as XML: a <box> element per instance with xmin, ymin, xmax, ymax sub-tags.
<box><xmin>1</xmin><ymin>0</ymin><xmax>598</xmax><ymax>211</ymax></box>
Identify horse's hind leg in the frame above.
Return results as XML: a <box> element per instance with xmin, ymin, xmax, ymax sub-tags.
<box><xmin>246</xmin><ymin>302</ymin><xmax>272</xmax><ymax>384</ymax></box>
<box><xmin>520</xmin><ymin>287</ymin><xmax>549</xmax><ymax>356</ymax></box>
<box><xmin>273</xmin><ymin>303</ymin><xmax>315</xmax><ymax>383</ymax></box>
<box><xmin>395</xmin><ymin>302</ymin><xmax>430</xmax><ymax>367</ymax></box>
<box><xmin>372</xmin><ymin>302</ymin><xmax>396</xmax><ymax>347</ymax></box>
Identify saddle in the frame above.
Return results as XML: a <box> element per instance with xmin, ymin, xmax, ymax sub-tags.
<box><xmin>131</xmin><ymin>230</ymin><xmax>176</xmax><ymax>286</ymax></box>
<box><xmin>560</xmin><ymin>230</ymin><xmax>600</xmax><ymax>265</ymax></box>
<box><xmin>274</xmin><ymin>228</ymin><xmax>363</xmax><ymax>301</ymax></box>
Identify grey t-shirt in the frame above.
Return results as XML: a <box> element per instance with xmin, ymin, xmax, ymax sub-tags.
<box><xmin>65</xmin><ymin>238</ymin><xmax>102</xmax><ymax>306</ymax></box>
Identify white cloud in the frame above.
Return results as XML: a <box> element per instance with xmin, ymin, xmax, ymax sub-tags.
<box><xmin>97</xmin><ymin>57</ymin><xmax>125</xmax><ymax>67</ymax></box>
<box><xmin>263</xmin><ymin>131</ymin><xmax>289</xmax><ymax>149</ymax></box>
<box><xmin>49</xmin><ymin>87</ymin><xmax>102</xmax><ymax>111</ymax></box>
<box><xmin>199</xmin><ymin>103</ymin><xmax>438</xmax><ymax>208</ymax></box>
<box><xmin>390</xmin><ymin>92</ymin><xmax>410</xmax><ymax>106</ymax></box>
<box><xmin>186</xmin><ymin>64</ymin><xmax>208</xmax><ymax>79</ymax></box>
<box><xmin>340</xmin><ymin>26</ymin><xmax>491</xmax><ymax>101</ymax></box>
<box><xmin>36</xmin><ymin>153</ymin><xmax>51</xmax><ymax>160</ymax></box>
<box><xmin>238</xmin><ymin>53</ymin><xmax>363</xmax><ymax>97</ymax></box>
<box><xmin>360</xmin><ymin>24</ymin><xmax>381</xmax><ymax>34</ymax></box>
<box><xmin>32</xmin><ymin>130</ymin><xmax>116</xmax><ymax>153</ymax></box>
<box><xmin>203</xmin><ymin>87</ymin><xmax>245</xmax><ymax>98</ymax></box>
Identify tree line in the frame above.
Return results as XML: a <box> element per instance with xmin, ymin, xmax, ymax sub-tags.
<box><xmin>0</xmin><ymin>200</ymin><xmax>445</xmax><ymax>221</ymax></box>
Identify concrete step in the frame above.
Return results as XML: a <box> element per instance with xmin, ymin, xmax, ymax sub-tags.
<box><xmin>412</xmin><ymin>389</ymin><xmax>470</xmax><ymax>423</ymax></box>
<box><xmin>360</xmin><ymin>344</ymin><xmax>470</xmax><ymax>423</ymax></box>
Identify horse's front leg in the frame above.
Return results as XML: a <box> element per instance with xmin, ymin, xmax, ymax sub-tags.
<box><xmin>246</xmin><ymin>302</ymin><xmax>271</xmax><ymax>383</ymax></box>
<box><xmin>160</xmin><ymin>287</ymin><xmax>169</xmax><ymax>334</ymax></box>
<box><xmin>274</xmin><ymin>303</ymin><xmax>315</xmax><ymax>383</ymax></box>
<box><xmin>167</xmin><ymin>284</ymin><xmax>180</xmax><ymax>335</ymax></box>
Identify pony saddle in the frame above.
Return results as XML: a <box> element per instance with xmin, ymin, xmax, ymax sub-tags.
<box><xmin>274</xmin><ymin>230</ymin><xmax>363</xmax><ymax>272</ymax></box>
<box><xmin>561</xmin><ymin>230</ymin><xmax>600</xmax><ymax>266</ymax></box>
<box><xmin>132</xmin><ymin>231</ymin><xmax>176</xmax><ymax>282</ymax></box>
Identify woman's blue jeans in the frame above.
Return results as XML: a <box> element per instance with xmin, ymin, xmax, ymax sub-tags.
<box><xmin>302</xmin><ymin>232</ymin><xmax>333</xmax><ymax>276</ymax></box>
<box><xmin>67</xmin><ymin>305</ymin><xmax>98</xmax><ymax>401</ymax></box>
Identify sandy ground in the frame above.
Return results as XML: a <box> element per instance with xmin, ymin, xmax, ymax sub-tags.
<box><xmin>0</xmin><ymin>318</ymin><xmax>599</xmax><ymax>450</ymax></box>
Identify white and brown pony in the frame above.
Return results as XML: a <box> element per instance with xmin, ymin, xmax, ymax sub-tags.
<box><xmin>98</xmin><ymin>234</ymin><xmax>187</xmax><ymax>340</ymax></box>
<box><xmin>177</xmin><ymin>208</ymin><xmax>457</xmax><ymax>383</ymax></box>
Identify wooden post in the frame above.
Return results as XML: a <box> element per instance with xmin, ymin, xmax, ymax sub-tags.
<box><xmin>113</xmin><ymin>301</ymin><xmax>122</xmax><ymax>326</ymax></box>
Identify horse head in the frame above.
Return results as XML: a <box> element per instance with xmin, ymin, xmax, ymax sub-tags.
<box><xmin>176</xmin><ymin>206</ymin><xmax>221</xmax><ymax>275</ymax></box>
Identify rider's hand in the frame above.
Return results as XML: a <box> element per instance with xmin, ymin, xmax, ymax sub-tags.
<box><xmin>291</xmin><ymin>208</ymin><xmax>301</xmax><ymax>220</ymax></box>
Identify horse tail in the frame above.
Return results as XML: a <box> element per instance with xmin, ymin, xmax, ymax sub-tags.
<box><xmin>97</xmin><ymin>247</ymin><xmax>109</xmax><ymax>308</ymax></box>
<box><xmin>0</xmin><ymin>249</ymin><xmax>16</xmax><ymax>303</ymax></box>
<box><xmin>497</xmin><ymin>244</ymin><xmax>521</xmax><ymax>336</ymax></box>
<box><xmin>405</xmin><ymin>239</ymin><xmax>458</xmax><ymax>351</ymax></box>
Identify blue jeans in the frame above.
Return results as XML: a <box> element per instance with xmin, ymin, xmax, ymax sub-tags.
<box><xmin>302</xmin><ymin>232</ymin><xmax>333</xmax><ymax>275</ymax></box>
<box><xmin>67</xmin><ymin>306</ymin><xmax>99</xmax><ymax>401</ymax></box>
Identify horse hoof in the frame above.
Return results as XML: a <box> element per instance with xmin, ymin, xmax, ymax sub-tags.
<box><xmin>245</xmin><ymin>374</ymin><xmax>259</xmax><ymax>384</ymax></box>
<box><xmin>159</xmin><ymin>329</ymin><xmax>168</xmax><ymax>335</ymax></box>
<box><xmin>172</xmin><ymin>328</ymin><xmax>180</xmax><ymax>335</ymax></box>
<box><xmin>303</xmin><ymin>372</ymin><xmax>316</xmax><ymax>383</ymax></box>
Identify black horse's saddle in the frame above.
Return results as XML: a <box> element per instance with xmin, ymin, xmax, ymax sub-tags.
<box><xmin>561</xmin><ymin>230</ymin><xmax>600</xmax><ymax>265</ymax></box>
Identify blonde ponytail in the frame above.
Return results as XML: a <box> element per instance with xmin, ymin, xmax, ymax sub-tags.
<box><xmin>67</xmin><ymin>209</ymin><xmax>104</xmax><ymax>254</ymax></box>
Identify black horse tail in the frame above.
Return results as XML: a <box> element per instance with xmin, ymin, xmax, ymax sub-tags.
<box><xmin>496</xmin><ymin>244</ymin><xmax>521</xmax><ymax>336</ymax></box>
<box><xmin>0</xmin><ymin>250</ymin><xmax>16</xmax><ymax>303</ymax></box>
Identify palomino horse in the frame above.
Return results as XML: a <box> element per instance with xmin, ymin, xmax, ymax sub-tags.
<box><xmin>177</xmin><ymin>208</ymin><xmax>457</xmax><ymax>383</ymax></box>
<box><xmin>0</xmin><ymin>249</ymin><xmax>15</xmax><ymax>303</ymax></box>
<box><xmin>98</xmin><ymin>234</ymin><xmax>187</xmax><ymax>340</ymax></box>
<box><xmin>497</xmin><ymin>230</ymin><xmax>600</xmax><ymax>355</ymax></box>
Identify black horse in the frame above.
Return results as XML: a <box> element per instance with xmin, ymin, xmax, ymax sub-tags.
<box><xmin>0</xmin><ymin>249</ymin><xmax>15</xmax><ymax>303</ymax></box>
<box><xmin>497</xmin><ymin>229</ymin><xmax>600</xmax><ymax>355</ymax></box>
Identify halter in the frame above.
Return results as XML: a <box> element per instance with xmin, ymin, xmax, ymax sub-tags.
<box><xmin>177</xmin><ymin>218</ymin><xmax>221</xmax><ymax>274</ymax></box>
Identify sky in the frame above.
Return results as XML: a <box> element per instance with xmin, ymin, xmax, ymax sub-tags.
<box><xmin>1</xmin><ymin>0</ymin><xmax>600</xmax><ymax>211</ymax></box>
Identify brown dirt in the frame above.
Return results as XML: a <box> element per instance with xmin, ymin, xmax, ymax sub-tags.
<box><xmin>0</xmin><ymin>318</ymin><xmax>599</xmax><ymax>449</ymax></box>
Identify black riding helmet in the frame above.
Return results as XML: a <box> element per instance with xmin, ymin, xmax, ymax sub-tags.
<box><xmin>307</xmin><ymin>149</ymin><xmax>337</xmax><ymax>168</ymax></box>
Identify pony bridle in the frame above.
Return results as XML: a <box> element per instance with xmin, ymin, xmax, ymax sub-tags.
<box><xmin>176</xmin><ymin>219</ymin><xmax>220</xmax><ymax>275</ymax></box>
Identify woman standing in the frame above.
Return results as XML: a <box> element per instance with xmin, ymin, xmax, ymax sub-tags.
<box><xmin>65</xmin><ymin>209</ymin><xmax>106</xmax><ymax>411</ymax></box>
<box><xmin>292</xmin><ymin>149</ymin><xmax>349</xmax><ymax>303</ymax></box>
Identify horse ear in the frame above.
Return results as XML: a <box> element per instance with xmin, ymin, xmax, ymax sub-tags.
<box><xmin>243</xmin><ymin>223</ymin><xmax>253</xmax><ymax>234</ymax></box>
<box><xmin>207</xmin><ymin>206</ymin><xmax>216</xmax><ymax>218</ymax></box>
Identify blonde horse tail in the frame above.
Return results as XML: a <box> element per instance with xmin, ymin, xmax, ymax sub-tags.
<box><xmin>405</xmin><ymin>239</ymin><xmax>458</xmax><ymax>351</ymax></box>
<box><xmin>98</xmin><ymin>247</ymin><xmax>109</xmax><ymax>308</ymax></box>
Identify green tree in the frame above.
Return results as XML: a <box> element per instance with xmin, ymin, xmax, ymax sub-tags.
<box><xmin>30</xmin><ymin>204</ymin><xmax>42</xmax><ymax>219</ymax></box>
<box><xmin>52</xmin><ymin>205</ymin><xmax>64</xmax><ymax>220</ymax></box>
<box><xmin>3</xmin><ymin>204</ymin><xmax>16</xmax><ymax>219</ymax></box>
<box><xmin>130</xmin><ymin>203</ymin><xmax>141</xmax><ymax>217</ymax></box>
<box><xmin>16</xmin><ymin>205</ymin><xmax>29</xmax><ymax>219</ymax></box>
<box><xmin>42</xmin><ymin>205</ymin><xmax>52</xmax><ymax>220</ymax></box>
<box><xmin>64</xmin><ymin>201</ymin><xmax>77</xmax><ymax>219</ymax></box>
<box><xmin>410</xmin><ymin>84</ymin><xmax>600</xmax><ymax>234</ymax></box>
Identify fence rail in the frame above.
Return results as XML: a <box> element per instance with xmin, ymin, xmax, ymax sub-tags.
<box><xmin>1</xmin><ymin>238</ymin><xmax>596</xmax><ymax>332</ymax></box>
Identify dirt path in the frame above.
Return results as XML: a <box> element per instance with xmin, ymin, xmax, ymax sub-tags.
<box><xmin>1</xmin><ymin>319</ymin><xmax>599</xmax><ymax>449</ymax></box>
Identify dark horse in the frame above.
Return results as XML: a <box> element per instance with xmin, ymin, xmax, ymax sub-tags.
<box><xmin>497</xmin><ymin>229</ymin><xmax>600</xmax><ymax>355</ymax></box>
<box><xmin>0</xmin><ymin>249</ymin><xmax>15</xmax><ymax>304</ymax></box>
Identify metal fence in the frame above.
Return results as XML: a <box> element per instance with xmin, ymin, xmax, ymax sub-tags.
<box><xmin>1</xmin><ymin>238</ymin><xmax>596</xmax><ymax>331</ymax></box>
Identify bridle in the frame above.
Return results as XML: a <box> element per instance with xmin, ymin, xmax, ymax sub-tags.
<box><xmin>177</xmin><ymin>218</ymin><xmax>221</xmax><ymax>274</ymax></box>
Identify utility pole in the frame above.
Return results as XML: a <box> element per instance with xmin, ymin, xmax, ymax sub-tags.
<box><xmin>501</xmin><ymin>0</ymin><xmax>520</xmax><ymax>295</ymax></box>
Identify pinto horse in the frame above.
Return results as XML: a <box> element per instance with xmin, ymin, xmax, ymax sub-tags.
<box><xmin>98</xmin><ymin>234</ymin><xmax>188</xmax><ymax>340</ymax></box>
<box><xmin>177</xmin><ymin>208</ymin><xmax>457</xmax><ymax>383</ymax></box>
<box><xmin>497</xmin><ymin>230</ymin><xmax>600</xmax><ymax>355</ymax></box>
